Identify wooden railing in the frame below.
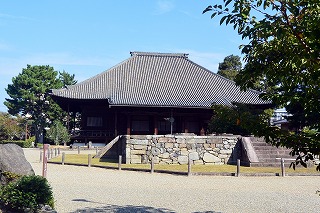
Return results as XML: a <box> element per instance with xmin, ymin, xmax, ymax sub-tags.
<box><xmin>71</xmin><ymin>130</ymin><xmax>114</xmax><ymax>138</ymax></box>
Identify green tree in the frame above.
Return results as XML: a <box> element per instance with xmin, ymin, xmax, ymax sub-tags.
<box><xmin>0</xmin><ymin>113</ymin><xmax>24</xmax><ymax>140</ymax></box>
<box><xmin>217</xmin><ymin>54</ymin><xmax>242</xmax><ymax>81</ymax></box>
<box><xmin>4</xmin><ymin>65</ymin><xmax>65</xmax><ymax>143</ymax></box>
<box><xmin>204</xmin><ymin>0</ymin><xmax>320</xmax><ymax>168</ymax></box>
<box><xmin>208</xmin><ymin>104</ymin><xmax>273</xmax><ymax>136</ymax></box>
<box><xmin>58</xmin><ymin>70</ymin><xmax>78</xmax><ymax>132</ymax></box>
<box><xmin>59</xmin><ymin>70</ymin><xmax>77</xmax><ymax>87</ymax></box>
<box><xmin>45</xmin><ymin>120</ymin><xmax>70</xmax><ymax>146</ymax></box>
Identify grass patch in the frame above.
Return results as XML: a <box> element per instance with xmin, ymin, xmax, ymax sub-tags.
<box><xmin>48</xmin><ymin>154</ymin><xmax>319</xmax><ymax>174</ymax></box>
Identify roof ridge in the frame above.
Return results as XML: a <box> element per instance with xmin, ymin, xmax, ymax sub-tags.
<box><xmin>130</xmin><ymin>51</ymin><xmax>188</xmax><ymax>58</ymax></box>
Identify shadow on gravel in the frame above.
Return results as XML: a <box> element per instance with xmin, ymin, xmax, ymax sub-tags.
<box><xmin>72</xmin><ymin>204</ymin><xmax>174</xmax><ymax>213</ymax></box>
<box><xmin>71</xmin><ymin>200</ymin><xmax>221</xmax><ymax>213</ymax></box>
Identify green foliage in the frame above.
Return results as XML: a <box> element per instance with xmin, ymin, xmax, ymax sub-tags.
<box><xmin>4</xmin><ymin>65</ymin><xmax>76</xmax><ymax>143</ymax></box>
<box><xmin>217</xmin><ymin>54</ymin><xmax>242</xmax><ymax>81</ymax></box>
<box><xmin>0</xmin><ymin>112</ymin><xmax>24</xmax><ymax>141</ymax></box>
<box><xmin>204</xmin><ymin>0</ymin><xmax>320</xmax><ymax>165</ymax></box>
<box><xmin>46</xmin><ymin>120</ymin><xmax>70</xmax><ymax>145</ymax></box>
<box><xmin>59</xmin><ymin>70</ymin><xmax>77</xmax><ymax>87</ymax></box>
<box><xmin>1</xmin><ymin>171</ymin><xmax>21</xmax><ymax>183</ymax></box>
<box><xmin>25</xmin><ymin>136</ymin><xmax>36</xmax><ymax>148</ymax></box>
<box><xmin>0</xmin><ymin>137</ymin><xmax>35</xmax><ymax>148</ymax></box>
<box><xmin>208</xmin><ymin>104</ymin><xmax>273</xmax><ymax>135</ymax></box>
<box><xmin>0</xmin><ymin>175</ymin><xmax>54</xmax><ymax>212</ymax></box>
<box><xmin>0</xmin><ymin>140</ymin><xmax>24</xmax><ymax>147</ymax></box>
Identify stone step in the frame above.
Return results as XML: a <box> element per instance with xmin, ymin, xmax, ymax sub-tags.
<box><xmin>250</xmin><ymin>162</ymin><xmax>291</xmax><ymax>167</ymax></box>
<box><xmin>250</xmin><ymin>142</ymin><xmax>272</xmax><ymax>146</ymax></box>
<box><xmin>255</xmin><ymin>150</ymin><xmax>292</xmax><ymax>155</ymax></box>
<box><xmin>253</xmin><ymin>146</ymin><xmax>290</xmax><ymax>151</ymax></box>
<box><xmin>257</xmin><ymin>155</ymin><xmax>292</xmax><ymax>161</ymax></box>
<box><xmin>258</xmin><ymin>158</ymin><xmax>295</xmax><ymax>163</ymax></box>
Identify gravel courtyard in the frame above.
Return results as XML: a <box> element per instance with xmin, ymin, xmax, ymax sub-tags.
<box><xmin>24</xmin><ymin>148</ymin><xmax>319</xmax><ymax>213</ymax></box>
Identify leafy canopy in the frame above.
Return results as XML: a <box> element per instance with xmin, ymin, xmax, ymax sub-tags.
<box><xmin>4</xmin><ymin>65</ymin><xmax>75</xmax><ymax>143</ymax></box>
<box><xmin>208</xmin><ymin>104</ymin><xmax>273</xmax><ymax>136</ymax></box>
<box><xmin>0</xmin><ymin>113</ymin><xmax>24</xmax><ymax>141</ymax></box>
<box><xmin>204</xmin><ymin>0</ymin><xmax>320</xmax><ymax>165</ymax></box>
<box><xmin>217</xmin><ymin>54</ymin><xmax>242</xmax><ymax>81</ymax></box>
<box><xmin>45</xmin><ymin>120</ymin><xmax>70</xmax><ymax>146</ymax></box>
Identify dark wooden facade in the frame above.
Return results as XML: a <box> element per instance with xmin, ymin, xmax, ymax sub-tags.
<box><xmin>65</xmin><ymin>101</ymin><xmax>212</xmax><ymax>144</ymax></box>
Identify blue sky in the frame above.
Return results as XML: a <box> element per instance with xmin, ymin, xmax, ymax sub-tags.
<box><xmin>0</xmin><ymin>0</ymin><xmax>244</xmax><ymax>112</ymax></box>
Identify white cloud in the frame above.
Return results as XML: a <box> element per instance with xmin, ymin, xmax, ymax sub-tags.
<box><xmin>154</xmin><ymin>1</ymin><xmax>175</xmax><ymax>15</ymax></box>
<box><xmin>0</xmin><ymin>13</ymin><xmax>35</xmax><ymax>21</ymax></box>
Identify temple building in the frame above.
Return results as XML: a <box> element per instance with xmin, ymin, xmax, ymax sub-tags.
<box><xmin>50</xmin><ymin>52</ymin><xmax>269</xmax><ymax>145</ymax></box>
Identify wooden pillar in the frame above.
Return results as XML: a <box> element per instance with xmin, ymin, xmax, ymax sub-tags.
<box><xmin>184</xmin><ymin>120</ymin><xmax>188</xmax><ymax>133</ymax></box>
<box><xmin>67</xmin><ymin>104</ymin><xmax>70</xmax><ymax>131</ymax></box>
<box><xmin>114</xmin><ymin>110</ymin><xmax>118</xmax><ymax>136</ymax></box>
<box><xmin>154</xmin><ymin>115</ymin><xmax>158</xmax><ymax>135</ymax></box>
<box><xmin>200</xmin><ymin>127</ymin><xmax>205</xmax><ymax>136</ymax></box>
<box><xmin>126</xmin><ymin>115</ymin><xmax>131</xmax><ymax>135</ymax></box>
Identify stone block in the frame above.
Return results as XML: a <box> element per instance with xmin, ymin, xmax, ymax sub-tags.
<box><xmin>218</xmin><ymin>154</ymin><xmax>229</xmax><ymax>159</ymax></box>
<box><xmin>220</xmin><ymin>149</ymin><xmax>233</xmax><ymax>154</ymax></box>
<box><xmin>159</xmin><ymin>152</ymin><xmax>170</xmax><ymax>159</ymax></box>
<box><xmin>216</xmin><ymin>144</ymin><xmax>223</xmax><ymax>148</ymax></box>
<box><xmin>180</xmin><ymin>149</ymin><xmax>189</xmax><ymax>156</ymax></box>
<box><xmin>223</xmin><ymin>144</ymin><xmax>230</xmax><ymax>149</ymax></box>
<box><xmin>185</xmin><ymin>138</ymin><xmax>196</xmax><ymax>144</ymax></box>
<box><xmin>141</xmin><ymin>155</ymin><xmax>148</xmax><ymax>164</ymax></box>
<box><xmin>203</xmin><ymin>153</ymin><xmax>221</xmax><ymax>163</ymax></box>
<box><xmin>155</xmin><ymin>143</ymin><xmax>163</xmax><ymax>148</ymax></box>
<box><xmin>186</xmin><ymin>143</ymin><xmax>196</xmax><ymax>150</ymax></box>
<box><xmin>130</xmin><ymin>139</ymin><xmax>148</xmax><ymax>145</ymax></box>
<box><xmin>151</xmin><ymin>147</ymin><xmax>160</xmax><ymax>156</ymax></box>
<box><xmin>150</xmin><ymin>156</ymin><xmax>160</xmax><ymax>164</ymax></box>
<box><xmin>194</xmin><ymin>136</ymin><xmax>208</xmax><ymax>139</ymax></box>
<box><xmin>189</xmin><ymin>152</ymin><xmax>199</xmax><ymax>161</ymax></box>
<box><xmin>179</xmin><ymin>143</ymin><xmax>187</xmax><ymax>148</ymax></box>
<box><xmin>130</xmin><ymin>155</ymin><xmax>141</xmax><ymax>164</ymax></box>
<box><xmin>207</xmin><ymin>138</ymin><xmax>222</xmax><ymax>144</ymax></box>
<box><xmin>158</xmin><ymin>137</ymin><xmax>175</xmax><ymax>143</ymax></box>
<box><xmin>166</xmin><ymin>148</ymin><xmax>173</xmax><ymax>153</ymax></box>
<box><xmin>130</xmin><ymin>135</ymin><xmax>147</xmax><ymax>140</ymax></box>
<box><xmin>178</xmin><ymin>155</ymin><xmax>189</xmax><ymax>164</ymax></box>
<box><xmin>165</xmin><ymin>143</ymin><xmax>174</xmax><ymax>148</ymax></box>
<box><xmin>194</xmin><ymin>160</ymin><xmax>204</xmax><ymax>165</ymax></box>
<box><xmin>176</xmin><ymin>138</ymin><xmax>186</xmax><ymax>144</ymax></box>
<box><xmin>133</xmin><ymin>145</ymin><xmax>146</xmax><ymax>150</ymax></box>
<box><xmin>131</xmin><ymin>149</ymin><xmax>146</xmax><ymax>155</ymax></box>
<box><xmin>172</xmin><ymin>159</ymin><xmax>179</xmax><ymax>164</ymax></box>
<box><xmin>195</xmin><ymin>139</ymin><xmax>206</xmax><ymax>144</ymax></box>
<box><xmin>169</xmin><ymin>152</ymin><xmax>179</xmax><ymax>158</ymax></box>
<box><xmin>161</xmin><ymin>158</ymin><xmax>173</xmax><ymax>164</ymax></box>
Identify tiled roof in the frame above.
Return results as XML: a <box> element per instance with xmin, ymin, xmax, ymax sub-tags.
<box><xmin>51</xmin><ymin>52</ymin><xmax>270</xmax><ymax>108</ymax></box>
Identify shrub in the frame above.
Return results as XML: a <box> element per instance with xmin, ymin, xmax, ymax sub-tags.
<box><xmin>0</xmin><ymin>137</ymin><xmax>35</xmax><ymax>148</ymax></box>
<box><xmin>0</xmin><ymin>140</ymin><xmax>24</xmax><ymax>147</ymax></box>
<box><xmin>25</xmin><ymin>136</ymin><xmax>36</xmax><ymax>148</ymax></box>
<box><xmin>0</xmin><ymin>175</ymin><xmax>54</xmax><ymax>212</ymax></box>
<box><xmin>1</xmin><ymin>171</ymin><xmax>22</xmax><ymax>184</ymax></box>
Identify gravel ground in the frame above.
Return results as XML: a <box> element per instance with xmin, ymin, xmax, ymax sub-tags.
<box><xmin>23</xmin><ymin>148</ymin><xmax>319</xmax><ymax>213</ymax></box>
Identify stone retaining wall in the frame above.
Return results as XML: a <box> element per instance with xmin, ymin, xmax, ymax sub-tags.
<box><xmin>124</xmin><ymin>135</ymin><xmax>241</xmax><ymax>165</ymax></box>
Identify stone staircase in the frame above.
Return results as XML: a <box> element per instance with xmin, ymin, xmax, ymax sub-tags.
<box><xmin>94</xmin><ymin>135</ymin><xmax>122</xmax><ymax>159</ymax></box>
<box><xmin>242</xmin><ymin>137</ymin><xmax>295</xmax><ymax>167</ymax></box>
